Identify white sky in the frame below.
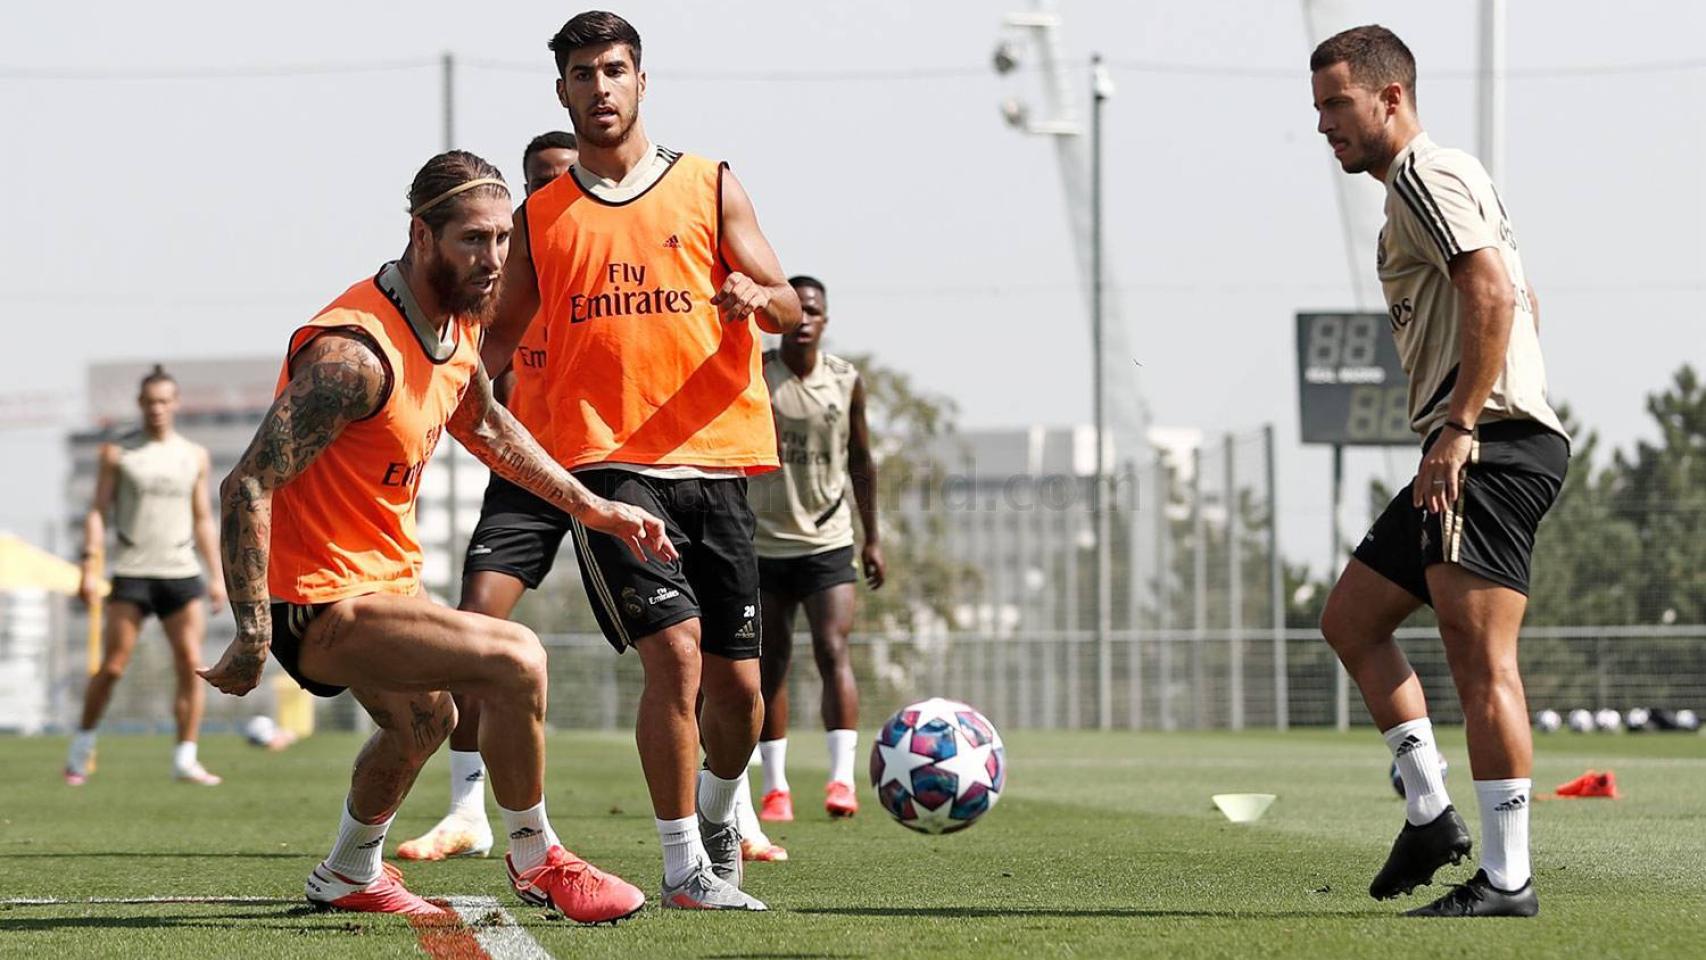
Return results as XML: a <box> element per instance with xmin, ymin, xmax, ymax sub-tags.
<box><xmin>3</xmin><ymin>0</ymin><xmax>1702</xmax><ymax>576</ymax></box>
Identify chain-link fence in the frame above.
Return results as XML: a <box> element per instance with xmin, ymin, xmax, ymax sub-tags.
<box><xmin>32</xmin><ymin>422</ymin><xmax>1706</xmax><ymax>735</ymax></box>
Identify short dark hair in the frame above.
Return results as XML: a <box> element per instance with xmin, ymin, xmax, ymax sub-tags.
<box><xmin>789</xmin><ymin>275</ymin><xmax>826</xmax><ymax>298</ymax></box>
<box><xmin>407</xmin><ymin>150</ymin><xmax>509</xmax><ymax>236</ymax></box>
<box><xmin>139</xmin><ymin>364</ymin><xmax>174</xmax><ymax>393</ymax></box>
<box><xmin>1309</xmin><ymin>24</ymin><xmax>1417</xmax><ymax>104</ymax></box>
<box><xmin>549</xmin><ymin>11</ymin><xmax>642</xmax><ymax>77</ymax></box>
<box><xmin>523</xmin><ymin>131</ymin><xmax>577</xmax><ymax>169</ymax></box>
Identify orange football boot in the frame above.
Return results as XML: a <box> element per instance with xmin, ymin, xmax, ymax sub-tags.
<box><xmin>825</xmin><ymin>781</ymin><xmax>859</xmax><ymax>819</ymax></box>
<box><xmin>759</xmin><ymin>789</ymin><xmax>794</xmax><ymax>822</ymax></box>
<box><xmin>507</xmin><ymin>845</ymin><xmax>646</xmax><ymax>925</ymax></box>
<box><xmin>306</xmin><ymin>862</ymin><xmax>444</xmax><ymax>916</ymax></box>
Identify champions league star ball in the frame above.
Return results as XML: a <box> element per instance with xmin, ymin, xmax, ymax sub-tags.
<box><xmin>1535</xmin><ymin>709</ymin><xmax>1563</xmax><ymax>733</ymax></box>
<box><xmin>1567</xmin><ymin>708</ymin><xmax>1595</xmax><ymax>733</ymax></box>
<box><xmin>870</xmin><ymin>698</ymin><xmax>1006</xmax><ymax>835</ymax></box>
<box><xmin>1595</xmin><ymin>708</ymin><xmax>1624</xmax><ymax>732</ymax></box>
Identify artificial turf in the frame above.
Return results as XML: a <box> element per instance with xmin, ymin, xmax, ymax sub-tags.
<box><xmin>1</xmin><ymin>726</ymin><xmax>1700</xmax><ymax>958</ymax></box>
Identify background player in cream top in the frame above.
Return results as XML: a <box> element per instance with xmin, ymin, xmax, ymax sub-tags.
<box><xmin>1311</xmin><ymin>25</ymin><xmax>1571</xmax><ymax>919</ymax></box>
<box><xmin>68</xmin><ymin>365</ymin><xmax>227</xmax><ymax>786</ymax></box>
<box><xmin>741</xmin><ymin>275</ymin><xmax>885</xmax><ymax>852</ymax></box>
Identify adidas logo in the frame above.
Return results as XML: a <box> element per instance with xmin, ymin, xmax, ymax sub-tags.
<box><xmin>1494</xmin><ymin>795</ymin><xmax>1527</xmax><ymax>812</ymax></box>
<box><xmin>1393</xmin><ymin>734</ymin><xmax>1423</xmax><ymax>758</ymax></box>
<box><xmin>356</xmin><ymin>837</ymin><xmax>385</xmax><ymax>850</ymax></box>
<box><xmin>464</xmin><ymin>771</ymin><xmax>484</xmax><ymax>782</ymax></box>
<box><xmin>509</xmin><ymin>827</ymin><xmax>541</xmax><ymax>840</ymax></box>
<box><xmin>662</xmin><ymin>234</ymin><xmax>681</xmax><ymax>249</ymax></box>
<box><xmin>468</xmin><ymin>544</ymin><xmax>493</xmax><ymax>557</ymax></box>
<box><xmin>734</xmin><ymin>621</ymin><xmax>756</xmax><ymax>640</ymax></box>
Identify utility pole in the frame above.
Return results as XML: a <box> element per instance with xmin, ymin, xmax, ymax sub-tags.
<box><xmin>1090</xmin><ymin>53</ymin><xmax>1114</xmax><ymax>730</ymax></box>
<box><xmin>1477</xmin><ymin>0</ymin><xmax>1507</xmax><ymax>185</ymax></box>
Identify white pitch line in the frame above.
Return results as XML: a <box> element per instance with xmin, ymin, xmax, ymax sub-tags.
<box><xmin>445</xmin><ymin>895</ymin><xmax>554</xmax><ymax>960</ymax></box>
<box><xmin>1</xmin><ymin>896</ymin><xmax>287</xmax><ymax>905</ymax></box>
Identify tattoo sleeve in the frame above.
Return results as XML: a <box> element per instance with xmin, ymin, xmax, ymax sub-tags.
<box><xmin>220</xmin><ymin>334</ymin><xmax>387</xmax><ymax>642</ymax></box>
<box><xmin>447</xmin><ymin>363</ymin><xmax>598</xmax><ymax>521</ymax></box>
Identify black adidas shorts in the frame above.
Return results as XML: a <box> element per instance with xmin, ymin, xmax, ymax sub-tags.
<box><xmin>1354</xmin><ymin>420</ymin><xmax>1569</xmax><ymax>605</ymax></box>
<box><xmin>758</xmin><ymin>544</ymin><xmax>858</xmax><ymax>600</ymax></box>
<box><xmin>570</xmin><ymin>469</ymin><xmax>761</xmax><ymax>660</ymax></box>
<box><xmin>462</xmin><ymin>475</ymin><xmax>573</xmax><ymax>589</ymax></box>
<box><xmin>108</xmin><ymin>575</ymin><xmax>205</xmax><ymax>619</ymax></box>
<box><xmin>269</xmin><ymin>601</ymin><xmax>344</xmax><ymax>698</ymax></box>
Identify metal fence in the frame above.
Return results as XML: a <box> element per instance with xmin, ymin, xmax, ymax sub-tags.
<box><xmin>529</xmin><ymin>626</ymin><xmax>1706</xmax><ymax>733</ymax></box>
<box><xmin>31</xmin><ymin>421</ymin><xmax>1706</xmax><ymax>735</ymax></box>
<box><xmin>34</xmin><ymin>618</ymin><xmax>1706</xmax><ymax>735</ymax></box>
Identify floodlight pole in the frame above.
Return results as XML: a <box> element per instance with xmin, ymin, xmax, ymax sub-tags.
<box><xmin>1090</xmin><ymin>54</ymin><xmax>1114</xmax><ymax>730</ymax></box>
<box><xmin>1477</xmin><ymin>0</ymin><xmax>1506</xmax><ymax>184</ymax></box>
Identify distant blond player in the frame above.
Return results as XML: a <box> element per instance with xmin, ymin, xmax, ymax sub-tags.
<box><xmin>67</xmin><ymin>365</ymin><xmax>227</xmax><ymax>786</ymax></box>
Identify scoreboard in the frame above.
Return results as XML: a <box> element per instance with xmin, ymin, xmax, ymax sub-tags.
<box><xmin>1295</xmin><ymin>311</ymin><xmax>1413</xmax><ymax>446</ymax></box>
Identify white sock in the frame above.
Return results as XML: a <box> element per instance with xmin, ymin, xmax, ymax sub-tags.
<box><xmin>657</xmin><ymin>814</ymin><xmax>709</xmax><ymax>886</ymax></box>
<box><xmin>732</xmin><ymin>771</ymin><xmax>768</xmax><ymax>844</ymax></box>
<box><xmin>324</xmin><ymin>800</ymin><xmax>392</xmax><ymax>885</ymax></box>
<box><xmin>826</xmin><ymin>729</ymin><xmax>858</xmax><ymax>786</ymax></box>
<box><xmin>1382</xmin><ymin>718</ymin><xmax>1450</xmax><ymax>826</ymax></box>
<box><xmin>173</xmin><ymin>740</ymin><xmax>198</xmax><ymax>773</ymax></box>
<box><xmin>696</xmin><ymin>768</ymin><xmax>742</xmax><ymax>825</ymax></box>
<box><xmin>759</xmin><ymin>738</ymin><xmax>790</xmax><ymax>795</ymax></box>
<box><xmin>498</xmin><ymin>798</ymin><xmax>561</xmax><ymax>873</ymax></box>
<box><xmin>448</xmin><ymin>750</ymin><xmax>487</xmax><ymax>820</ymax></box>
<box><xmin>68</xmin><ymin>730</ymin><xmax>97</xmax><ymax>771</ymax></box>
<box><xmin>1474</xmin><ymin>778</ymin><xmax>1532</xmax><ymax>890</ymax></box>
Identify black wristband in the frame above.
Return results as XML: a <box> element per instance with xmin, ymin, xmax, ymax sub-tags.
<box><xmin>1443</xmin><ymin>420</ymin><xmax>1474</xmax><ymax>436</ymax></box>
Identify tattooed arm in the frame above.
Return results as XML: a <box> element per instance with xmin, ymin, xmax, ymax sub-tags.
<box><xmin>447</xmin><ymin>362</ymin><xmax>678</xmax><ymax>564</ymax></box>
<box><xmin>198</xmin><ymin>332</ymin><xmax>388</xmax><ymax>696</ymax></box>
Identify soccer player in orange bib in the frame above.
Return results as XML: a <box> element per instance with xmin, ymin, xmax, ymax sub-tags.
<box><xmin>398</xmin><ymin>129</ymin><xmax>579</xmax><ymax>863</ymax></box>
<box><xmin>198</xmin><ymin>150</ymin><xmax>676</xmax><ymax>923</ymax></box>
<box><xmin>478</xmin><ymin>11</ymin><xmax>801</xmax><ymax>910</ymax></box>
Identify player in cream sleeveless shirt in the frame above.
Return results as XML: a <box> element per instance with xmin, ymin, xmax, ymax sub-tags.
<box><xmin>747</xmin><ymin>276</ymin><xmax>886</xmax><ymax>836</ymax></box>
<box><xmin>67</xmin><ymin>366</ymin><xmax>226</xmax><ymax>787</ymax></box>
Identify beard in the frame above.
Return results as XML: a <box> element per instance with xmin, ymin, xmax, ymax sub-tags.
<box><xmin>572</xmin><ymin>102</ymin><xmax>638</xmax><ymax>149</ymax></box>
<box><xmin>425</xmin><ymin>248</ymin><xmax>499</xmax><ymax>325</ymax></box>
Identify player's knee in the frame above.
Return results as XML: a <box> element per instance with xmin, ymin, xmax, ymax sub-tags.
<box><xmin>95</xmin><ymin>660</ymin><xmax>128</xmax><ymax>683</ymax></box>
<box><xmin>811</xmin><ymin>632</ymin><xmax>851</xmax><ymax>672</ymax></box>
<box><xmin>491</xmin><ymin>624</ymin><xmax>548</xmax><ymax>702</ymax></box>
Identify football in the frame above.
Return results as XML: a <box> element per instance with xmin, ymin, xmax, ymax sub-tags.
<box><xmin>1567</xmin><ymin>708</ymin><xmax>1595</xmax><ymax>733</ymax></box>
<box><xmin>242</xmin><ymin>715</ymin><xmax>277</xmax><ymax>747</ymax></box>
<box><xmin>1595</xmin><ymin>708</ymin><xmax>1624</xmax><ymax>732</ymax></box>
<box><xmin>1535</xmin><ymin>709</ymin><xmax>1563</xmax><ymax>733</ymax></box>
<box><xmin>870</xmin><ymin>698</ymin><xmax>1006</xmax><ymax>834</ymax></box>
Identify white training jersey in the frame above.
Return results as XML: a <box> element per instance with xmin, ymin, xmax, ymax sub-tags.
<box><xmin>750</xmin><ymin>351</ymin><xmax>861</xmax><ymax>558</ymax></box>
<box><xmin>109</xmin><ymin>431</ymin><xmax>203</xmax><ymax>579</ymax></box>
<box><xmin>1378</xmin><ymin>132</ymin><xmax>1566</xmax><ymax>441</ymax></box>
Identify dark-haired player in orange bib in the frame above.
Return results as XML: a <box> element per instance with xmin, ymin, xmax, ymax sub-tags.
<box><xmin>398</xmin><ymin>129</ymin><xmax>579</xmax><ymax>863</ymax></box>
<box><xmin>198</xmin><ymin>149</ymin><xmax>675</xmax><ymax>924</ymax></box>
<box><xmin>477</xmin><ymin>11</ymin><xmax>800</xmax><ymax>911</ymax></box>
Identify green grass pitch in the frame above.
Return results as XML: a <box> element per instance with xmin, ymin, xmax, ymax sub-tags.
<box><xmin>1</xmin><ymin>727</ymin><xmax>1700</xmax><ymax>958</ymax></box>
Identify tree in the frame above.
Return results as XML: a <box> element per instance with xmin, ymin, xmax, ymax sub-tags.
<box><xmin>839</xmin><ymin>352</ymin><xmax>976</xmax><ymax>635</ymax></box>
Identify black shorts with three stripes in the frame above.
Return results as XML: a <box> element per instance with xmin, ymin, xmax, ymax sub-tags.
<box><xmin>463</xmin><ymin>470</ymin><xmax>761</xmax><ymax>659</ymax></box>
<box><xmin>1353</xmin><ymin>419</ymin><xmax>1569</xmax><ymax>606</ymax></box>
